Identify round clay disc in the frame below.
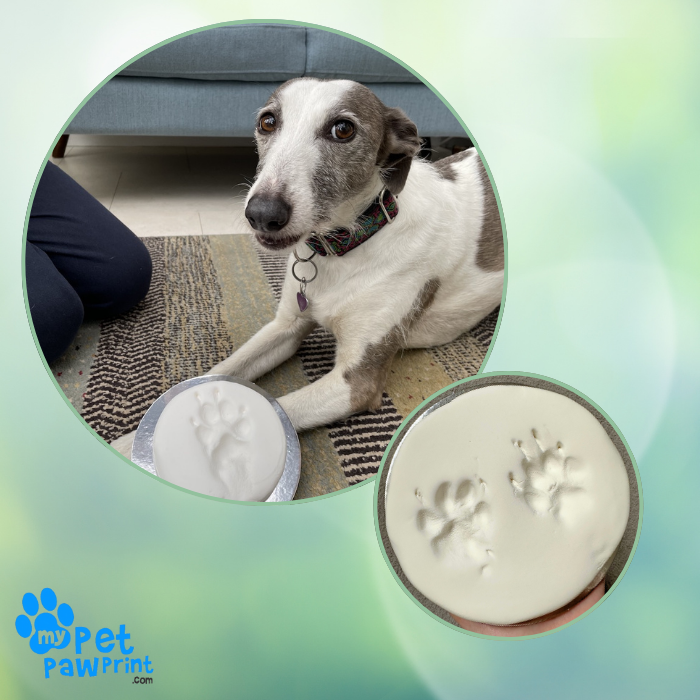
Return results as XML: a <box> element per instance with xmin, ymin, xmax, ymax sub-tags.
<box><xmin>385</xmin><ymin>384</ymin><xmax>630</xmax><ymax>625</ymax></box>
<box><xmin>153</xmin><ymin>380</ymin><xmax>287</xmax><ymax>501</ymax></box>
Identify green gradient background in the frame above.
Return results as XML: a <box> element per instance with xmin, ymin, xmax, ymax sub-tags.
<box><xmin>1</xmin><ymin>2</ymin><xmax>699</xmax><ymax>698</ymax></box>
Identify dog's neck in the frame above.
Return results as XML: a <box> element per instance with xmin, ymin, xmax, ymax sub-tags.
<box><xmin>305</xmin><ymin>188</ymin><xmax>399</xmax><ymax>257</ymax></box>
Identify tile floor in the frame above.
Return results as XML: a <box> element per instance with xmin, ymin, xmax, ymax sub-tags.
<box><xmin>50</xmin><ymin>137</ymin><xmax>258</xmax><ymax>237</ymax></box>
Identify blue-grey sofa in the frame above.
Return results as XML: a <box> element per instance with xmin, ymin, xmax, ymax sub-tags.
<box><xmin>60</xmin><ymin>24</ymin><xmax>466</xmax><ymax>152</ymax></box>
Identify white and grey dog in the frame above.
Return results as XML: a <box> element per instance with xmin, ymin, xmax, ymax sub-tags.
<box><xmin>210</xmin><ymin>78</ymin><xmax>503</xmax><ymax>430</ymax></box>
<box><xmin>113</xmin><ymin>77</ymin><xmax>503</xmax><ymax>455</ymax></box>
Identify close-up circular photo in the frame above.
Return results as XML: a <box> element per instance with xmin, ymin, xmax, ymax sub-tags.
<box><xmin>24</xmin><ymin>22</ymin><xmax>505</xmax><ymax>502</ymax></box>
<box><xmin>375</xmin><ymin>373</ymin><xmax>641</xmax><ymax>637</ymax></box>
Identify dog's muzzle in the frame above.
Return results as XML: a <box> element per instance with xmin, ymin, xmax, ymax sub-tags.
<box><xmin>245</xmin><ymin>194</ymin><xmax>291</xmax><ymax>233</ymax></box>
<box><xmin>246</xmin><ymin>194</ymin><xmax>302</xmax><ymax>251</ymax></box>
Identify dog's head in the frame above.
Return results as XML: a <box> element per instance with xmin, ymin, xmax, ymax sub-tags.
<box><xmin>244</xmin><ymin>79</ymin><xmax>421</xmax><ymax>252</ymax></box>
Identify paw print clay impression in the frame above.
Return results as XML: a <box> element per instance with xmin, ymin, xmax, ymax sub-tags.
<box><xmin>510</xmin><ymin>429</ymin><xmax>587</xmax><ymax>523</ymax></box>
<box><xmin>192</xmin><ymin>388</ymin><xmax>254</xmax><ymax>496</ymax></box>
<box><xmin>152</xmin><ymin>380</ymin><xmax>287</xmax><ymax>501</ymax></box>
<box><xmin>416</xmin><ymin>479</ymin><xmax>494</xmax><ymax>574</ymax></box>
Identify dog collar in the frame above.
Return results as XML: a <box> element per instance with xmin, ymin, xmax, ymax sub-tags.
<box><xmin>305</xmin><ymin>188</ymin><xmax>398</xmax><ymax>257</ymax></box>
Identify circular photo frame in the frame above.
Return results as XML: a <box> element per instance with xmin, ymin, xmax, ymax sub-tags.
<box><xmin>25</xmin><ymin>20</ymin><xmax>506</xmax><ymax>502</ymax></box>
<box><xmin>374</xmin><ymin>372</ymin><xmax>642</xmax><ymax>638</ymax></box>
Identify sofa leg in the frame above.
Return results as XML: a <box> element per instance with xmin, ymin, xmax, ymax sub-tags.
<box><xmin>419</xmin><ymin>137</ymin><xmax>432</xmax><ymax>161</ymax></box>
<box><xmin>52</xmin><ymin>134</ymin><xmax>69</xmax><ymax>159</ymax></box>
<box><xmin>452</xmin><ymin>137</ymin><xmax>474</xmax><ymax>154</ymax></box>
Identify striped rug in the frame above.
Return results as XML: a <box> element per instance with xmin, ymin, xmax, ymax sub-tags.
<box><xmin>52</xmin><ymin>235</ymin><xmax>499</xmax><ymax>498</ymax></box>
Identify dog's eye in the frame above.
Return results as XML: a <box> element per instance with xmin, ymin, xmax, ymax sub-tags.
<box><xmin>259</xmin><ymin>113</ymin><xmax>277</xmax><ymax>133</ymax></box>
<box><xmin>331</xmin><ymin>120</ymin><xmax>355</xmax><ymax>141</ymax></box>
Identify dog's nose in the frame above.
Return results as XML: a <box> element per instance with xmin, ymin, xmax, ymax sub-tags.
<box><xmin>245</xmin><ymin>195</ymin><xmax>291</xmax><ymax>233</ymax></box>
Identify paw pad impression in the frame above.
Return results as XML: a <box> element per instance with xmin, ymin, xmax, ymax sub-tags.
<box><xmin>416</xmin><ymin>479</ymin><xmax>494</xmax><ymax>574</ymax></box>
<box><xmin>192</xmin><ymin>388</ymin><xmax>253</xmax><ymax>482</ymax></box>
<box><xmin>510</xmin><ymin>429</ymin><xmax>584</xmax><ymax>519</ymax></box>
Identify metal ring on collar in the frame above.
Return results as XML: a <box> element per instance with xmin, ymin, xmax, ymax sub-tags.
<box><xmin>293</xmin><ymin>248</ymin><xmax>317</xmax><ymax>263</ymax></box>
<box><xmin>292</xmin><ymin>250</ymin><xmax>318</xmax><ymax>284</ymax></box>
<box><xmin>377</xmin><ymin>187</ymin><xmax>394</xmax><ymax>224</ymax></box>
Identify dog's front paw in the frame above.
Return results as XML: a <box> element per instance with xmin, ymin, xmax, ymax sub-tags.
<box><xmin>207</xmin><ymin>359</ymin><xmax>231</xmax><ymax>376</ymax></box>
<box><xmin>276</xmin><ymin>395</ymin><xmax>304</xmax><ymax>432</ymax></box>
<box><xmin>111</xmin><ymin>431</ymin><xmax>136</xmax><ymax>458</ymax></box>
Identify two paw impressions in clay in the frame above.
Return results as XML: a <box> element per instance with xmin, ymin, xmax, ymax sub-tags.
<box><xmin>417</xmin><ymin>430</ymin><xmax>586</xmax><ymax>564</ymax></box>
<box><xmin>416</xmin><ymin>479</ymin><xmax>494</xmax><ymax>574</ymax></box>
<box><xmin>192</xmin><ymin>389</ymin><xmax>253</xmax><ymax>492</ymax></box>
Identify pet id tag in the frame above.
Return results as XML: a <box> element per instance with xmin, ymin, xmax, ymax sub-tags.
<box><xmin>292</xmin><ymin>249</ymin><xmax>318</xmax><ymax>313</ymax></box>
<box><xmin>297</xmin><ymin>283</ymin><xmax>309</xmax><ymax>313</ymax></box>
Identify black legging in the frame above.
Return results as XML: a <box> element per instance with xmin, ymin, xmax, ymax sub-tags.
<box><xmin>26</xmin><ymin>162</ymin><xmax>152</xmax><ymax>363</ymax></box>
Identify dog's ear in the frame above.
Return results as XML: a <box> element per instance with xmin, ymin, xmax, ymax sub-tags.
<box><xmin>377</xmin><ymin>108</ymin><xmax>421</xmax><ymax>195</ymax></box>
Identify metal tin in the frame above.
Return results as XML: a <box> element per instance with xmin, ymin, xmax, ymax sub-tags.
<box><xmin>131</xmin><ymin>375</ymin><xmax>301</xmax><ymax>502</ymax></box>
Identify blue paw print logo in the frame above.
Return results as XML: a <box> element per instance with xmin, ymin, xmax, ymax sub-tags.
<box><xmin>15</xmin><ymin>588</ymin><xmax>73</xmax><ymax>654</ymax></box>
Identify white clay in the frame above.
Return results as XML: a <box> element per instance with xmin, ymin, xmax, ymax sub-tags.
<box><xmin>153</xmin><ymin>381</ymin><xmax>287</xmax><ymax>501</ymax></box>
<box><xmin>385</xmin><ymin>385</ymin><xmax>630</xmax><ymax>625</ymax></box>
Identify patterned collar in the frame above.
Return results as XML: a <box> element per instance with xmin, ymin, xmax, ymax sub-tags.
<box><xmin>305</xmin><ymin>188</ymin><xmax>398</xmax><ymax>257</ymax></box>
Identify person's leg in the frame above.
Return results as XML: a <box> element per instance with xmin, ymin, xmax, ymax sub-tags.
<box><xmin>27</xmin><ymin>162</ymin><xmax>152</xmax><ymax>319</ymax></box>
<box><xmin>25</xmin><ymin>242</ymin><xmax>84</xmax><ymax>364</ymax></box>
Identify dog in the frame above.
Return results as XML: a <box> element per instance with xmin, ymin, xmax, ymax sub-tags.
<box><xmin>113</xmin><ymin>78</ymin><xmax>503</xmax><ymax>456</ymax></box>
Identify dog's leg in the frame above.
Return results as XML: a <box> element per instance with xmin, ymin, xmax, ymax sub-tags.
<box><xmin>277</xmin><ymin>304</ymin><xmax>414</xmax><ymax>431</ymax></box>
<box><xmin>277</xmin><ymin>344</ymin><xmax>396</xmax><ymax>431</ymax></box>
<box><xmin>108</xmin><ymin>298</ymin><xmax>315</xmax><ymax>458</ymax></box>
<box><xmin>279</xmin><ymin>279</ymin><xmax>440</xmax><ymax>431</ymax></box>
<box><xmin>209</xmin><ymin>311</ymin><xmax>316</xmax><ymax>381</ymax></box>
<box><xmin>108</xmin><ymin>314</ymin><xmax>314</xmax><ymax>459</ymax></box>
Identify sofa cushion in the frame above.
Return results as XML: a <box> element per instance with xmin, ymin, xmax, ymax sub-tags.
<box><xmin>119</xmin><ymin>25</ymin><xmax>307</xmax><ymax>81</ymax></box>
<box><xmin>305</xmin><ymin>29</ymin><xmax>419</xmax><ymax>83</ymax></box>
<box><xmin>119</xmin><ymin>25</ymin><xmax>420</xmax><ymax>84</ymax></box>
